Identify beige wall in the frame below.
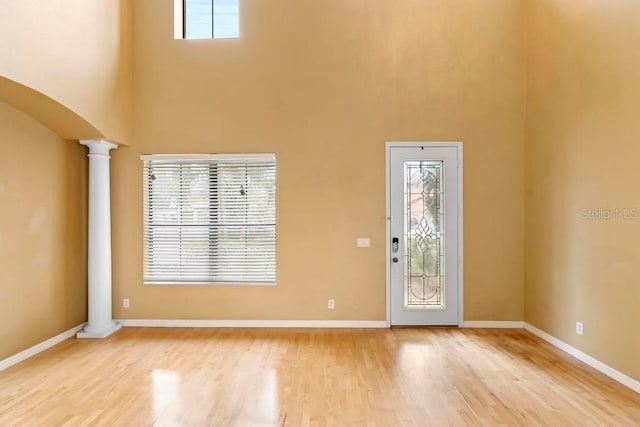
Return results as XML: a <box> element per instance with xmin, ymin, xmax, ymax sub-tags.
<box><xmin>0</xmin><ymin>0</ymin><xmax>132</xmax><ymax>144</ymax></box>
<box><xmin>525</xmin><ymin>0</ymin><xmax>640</xmax><ymax>381</ymax></box>
<box><xmin>2</xmin><ymin>0</ymin><xmax>636</xmax><ymax>387</ymax></box>
<box><xmin>1</xmin><ymin>0</ymin><xmax>637</xmax><ymax>388</ymax></box>
<box><xmin>0</xmin><ymin>103</ymin><xmax>87</xmax><ymax>360</ymax></box>
<box><xmin>111</xmin><ymin>0</ymin><xmax>526</xmax><ymax>321</ymax></box>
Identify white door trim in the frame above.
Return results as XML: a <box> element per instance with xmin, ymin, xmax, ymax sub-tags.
<box><xmin>385</xmin><ymin>142</ymin><xmax>463</xmax><ymax>327</ymax></box>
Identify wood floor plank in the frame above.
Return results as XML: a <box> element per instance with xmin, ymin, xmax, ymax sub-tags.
<box><xmin>0</xmin><ymin>328</ymin><xmax>638</xmax><ymax>426</ymax></box>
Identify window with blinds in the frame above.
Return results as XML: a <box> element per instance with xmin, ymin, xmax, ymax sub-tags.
<box><xmin>142</xmin><ymin>154</ymin><xmax>276</xmax><ymax>285</ymax></box>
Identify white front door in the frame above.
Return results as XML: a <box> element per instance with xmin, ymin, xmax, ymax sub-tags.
<box><xmin>388</xmin><ymin>143</ymin><xmax>462</xmax><ymax>326</ymax></box>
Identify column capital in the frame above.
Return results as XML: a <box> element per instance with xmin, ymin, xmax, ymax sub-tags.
<box><xmin>80</xmin><ymin>140</ymin><xmax>118</xmax><ymax>156</ymax></box>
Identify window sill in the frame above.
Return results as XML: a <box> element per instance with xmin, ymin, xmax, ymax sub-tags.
<box><xmin>143</xmin><ymin>281</ymin><xmax>276</xmax><ymax>286</ymax></box>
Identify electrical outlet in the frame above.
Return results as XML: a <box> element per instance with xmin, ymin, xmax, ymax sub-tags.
<box><xmin>123</xmin><ymin>298</ymin><xmax>130</xmax><ymax>309</ymax></box>
<box><xmin>328</xmin><ymin>299</ymin><xmax>335</xmax><ymax>310</ymax></box>
<box><xmin>576</xmin><ymin>321</ymin><xmax>583</xmax><ymax>335</ymax></box>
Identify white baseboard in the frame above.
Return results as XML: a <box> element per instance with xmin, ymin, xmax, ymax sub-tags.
<box><xmin>116</xmin><ymin>319</ymin><xmax>388</xmax><ymax>328</ymax></box>
<box><xmin>120</xmin><ymin>319</ymin><xmax>525</xmax><ymax>329</ymax></box>
<box><xmin>0</xmin><ymin>323</ymin><xmax>86</xmax><ymax>372</ymax></box>
<box><xmin>524</xmin><ymin>323</ymin><xmax>640</xmax><ymax>394</ymax></box>
<box><xmin>463</xmin><ymin>321</ymin><xmax>524</xmax><ymax>328</ymax></box>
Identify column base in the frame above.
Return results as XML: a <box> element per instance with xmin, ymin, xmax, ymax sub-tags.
<box><xmin>76</xmin><ymin>322</ymin><xmax>122</xmax><ymax>339</ymax></box>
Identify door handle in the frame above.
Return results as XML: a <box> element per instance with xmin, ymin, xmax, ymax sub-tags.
<box><xmin>392</xmin><ymin>237</ymin><xmax>399</xmax><ymax>263</ymax></box>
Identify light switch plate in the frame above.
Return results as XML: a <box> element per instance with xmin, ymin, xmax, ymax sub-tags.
<box><xmin>357</xmin><ymin>238</ymin><xmax>371</xmax><ymax>248</ymax></box>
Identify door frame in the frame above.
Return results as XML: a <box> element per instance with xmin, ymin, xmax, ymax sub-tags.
<box><xmin>385</xmin><ymin>142</ymin><xmax>464</xmax><ymax>327</ymax></box>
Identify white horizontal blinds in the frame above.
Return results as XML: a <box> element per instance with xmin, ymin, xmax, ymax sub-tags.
<box><xmin>143</xmin><ymin>154</ymin><xmax>276</xmax><ymax>284</ymax></box>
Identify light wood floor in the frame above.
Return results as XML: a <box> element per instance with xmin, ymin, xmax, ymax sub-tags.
<box><xmin>0</xmin><ymin>328</ymin><xmax>638</xmax><ymax>426</ymax></box>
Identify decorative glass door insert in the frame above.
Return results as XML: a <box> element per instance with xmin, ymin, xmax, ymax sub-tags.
<box><xmin>404</xmin><ymin>161</ymin><xmax>444</xmax><ymax>309</ymax></box>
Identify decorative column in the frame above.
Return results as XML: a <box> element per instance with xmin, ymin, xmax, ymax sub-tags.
<box><xmin>77</xmin><ymin>140</ymin><xmax>122</xmax><ymax>338</ymax></box>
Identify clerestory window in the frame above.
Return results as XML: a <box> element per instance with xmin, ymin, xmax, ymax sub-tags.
<box><xmin>174</xmin><ymin>0</ymin><xmax>239</xmax><ymax>39</ymax></box>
